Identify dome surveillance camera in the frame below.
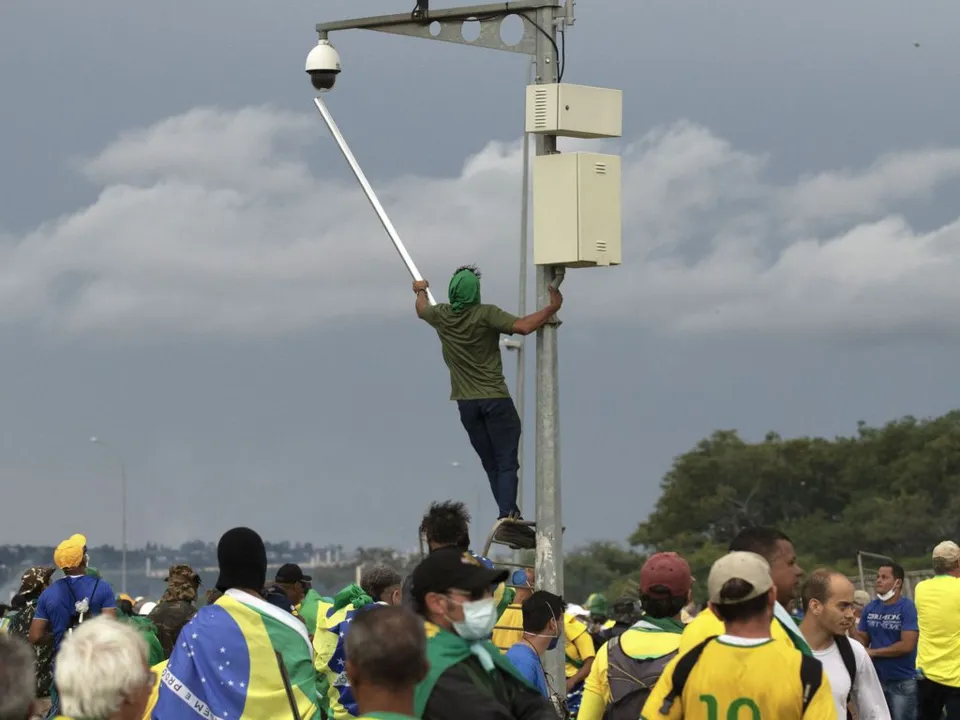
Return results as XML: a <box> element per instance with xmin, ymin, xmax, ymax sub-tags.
<box><xmin>305</xmin><ymin>38</ymin><xmax>341</xmax><ymax>92</ymax></box>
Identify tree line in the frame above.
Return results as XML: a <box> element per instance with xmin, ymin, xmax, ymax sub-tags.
<box><xmin>562</xmin><ymin>411</ymin><xmax>960</xmax><ymax>603</ymax></box>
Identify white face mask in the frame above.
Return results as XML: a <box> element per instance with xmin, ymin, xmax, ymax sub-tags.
<box><xmin>451</xmin><ymin>597</ymin><xmax>498</xmax><ymax>641</ymax></box>
<box><xmin>878</xmin><ymin>588</ymin><xmax>896</xmax><ymax>602</ymax></box>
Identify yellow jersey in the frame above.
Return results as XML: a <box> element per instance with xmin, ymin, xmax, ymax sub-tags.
<box><xmin>492</xmin><ymin>604</ymin><xmax>524</xmax><ymax>652</ymax></box>
<box><xmin>641</xmin><ymin>636</ymin><xmax>836</xmax><ymax>720</ymax></box>
<box><xmin>680</xmin><ymin>606</ymin><xmax>796</xmax><ymax>654</ymax></box>
<box><xmin>916</xmin><ymin>574</ymin><xmax>960</xmax><ymax>687</ymax></box>
<box><xmin>580</xmin><ymin>619</ymin><xmax>684</xmax><ymax>720</ymax></box>
<box><xmin>565</xmin><ymin>613</ymin><xmax>597</xmax><ymax>678</ymax></box>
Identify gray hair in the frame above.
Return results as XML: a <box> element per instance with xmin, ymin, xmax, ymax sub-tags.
<box><xmin>56</xmin><ymin>616</ymin><xmax>149</xmax><ymax>719</ymax></box>
<box><xmin>345</xmin><ymin>605</ymin><xmax>427</xmax><ymax>692</ymax></box>
<box><xmin>0</xmin><ymin>634</ymin><xmax>36</xmax><ymax>720</ymax></box>
<box><xmin>360</xmin><ymin>564</ymin><xmax>403</xmax><ymax>603</ymax></box>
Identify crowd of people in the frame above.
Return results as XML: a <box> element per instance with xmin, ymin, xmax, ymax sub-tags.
<box><xmin>2</xmin><ymin>506</ymin><xmax>960</xmax><ymax>720</ymax></box>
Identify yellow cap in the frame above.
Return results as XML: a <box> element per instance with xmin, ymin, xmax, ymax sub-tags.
<box><xmin>54</xmin><ymin>534</ymin><xmax>87</xmax><ymax>570</ymax></box>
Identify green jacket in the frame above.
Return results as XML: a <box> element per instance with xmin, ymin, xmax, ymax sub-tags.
<box><xmin>118</xmin><ymin>614</ymin><xmax>165</xmax><ymax>666</ymax></box>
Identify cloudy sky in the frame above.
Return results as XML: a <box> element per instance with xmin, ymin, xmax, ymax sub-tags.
<box><xmin>3</xmin><ymin>0</ymin><xmax>960</xmax><ymax>555</ymax></box>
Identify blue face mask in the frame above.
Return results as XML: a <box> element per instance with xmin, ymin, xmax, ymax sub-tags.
<box><xmin>548</xmin><ymin>635</ymin><xmax>559</xmax><ymax>651</ymax></box>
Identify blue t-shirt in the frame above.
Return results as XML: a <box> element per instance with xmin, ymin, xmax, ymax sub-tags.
<box><xmin>505</xmin><ymin>642</ymin><xmax>549</xmax><ymax>697</ymax></box>
<box><xmin>858</xmin><ymin>596</ymin><xmax>918</xmax><ymax>682</ymax></box>
<box><xmin>35</xmin><ymin>576</ymin><xmax>116</xmax><ymax>649</ymax></box>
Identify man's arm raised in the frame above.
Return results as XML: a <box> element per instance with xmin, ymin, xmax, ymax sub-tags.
<box><xmin>512</xmin><ymin>287</ymin><xmax>563</xmax><ymax>336</ymax></box>
<box><xmin>413</xmin><ymin>280</ymin><xmax>431</xmax><ymax>318</ymax></box>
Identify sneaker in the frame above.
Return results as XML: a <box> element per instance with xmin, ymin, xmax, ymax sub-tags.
<box><xmin>494</xmin><ymin>520</ymin><xmax>537</xmax><ymax>550</ymax></box>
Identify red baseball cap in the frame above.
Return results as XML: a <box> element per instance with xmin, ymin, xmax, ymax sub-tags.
<box><xmin>640</xmin><ymin>552</ymin><xmax>693</xmax><ymax>599</ymax></box>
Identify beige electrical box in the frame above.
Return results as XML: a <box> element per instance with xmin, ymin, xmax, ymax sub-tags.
<box><xmin>525</xmin><ymin>83</ymin><xmax>623</xmax><ymax>139</ymax></box>
<box><xmin>533</xmin><ymin>152</ymin><xmax>621</xmax><ymax>268</ymax></box>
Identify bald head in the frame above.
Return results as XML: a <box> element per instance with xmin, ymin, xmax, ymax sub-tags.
<box><xmin>801</xmin><ymin>569</ymin><xmax>855</xmax><ymax>635</ymax></box>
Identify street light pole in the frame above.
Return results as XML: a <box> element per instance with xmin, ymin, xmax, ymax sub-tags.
<box><xmin>310</xmin><ymin>0</ymin><xmax>570</xmax><ymax>687</ymax></box>
<box><xmin>91</xmin><ymin>437</ymin><xmax>127</xmax><ymax>594</ymax></box>
<box><xmin>515</xmin><ymin>57</ymin><xmax>534</xmax><ymax>517</ymax></box>
<box><xmin>530</xmin><ymin>5</ymin><xmax>565</xmax><ymax>690</ymax></box>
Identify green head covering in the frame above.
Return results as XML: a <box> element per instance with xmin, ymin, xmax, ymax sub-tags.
<box><xmin>585</xmin><ymin>592</ymin><xmax>609</xmax><ymax>616</ymax></box>
<box><xmin>332</xmin><ymin>583</ymin><xmax>373</xmax><ymax>613</ymax></box>
<box><xmin>448</xmin><ymin>268</ymin><xmax>481</xmax><ymax>313</ymax></box>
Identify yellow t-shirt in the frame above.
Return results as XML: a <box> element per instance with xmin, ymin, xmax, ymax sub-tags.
<box><xmin>916</xmin><ymin>574</ymin><xmax>960</xmax><ymax>687</ymax></box>
<box><xmin>492</xmin><ymin>605</ymin><xmax>524</xmax><ymax>652</ymax></box>
<box><xmin>580</xmin><ymin>623</ymin><xmax>683</xmax><ymax>720</ymax></box>
<box><xmin>640</xmin><ymin>636</ymin><xmax>835</xmax><ymax>720</ymax></box>
<box><xmin>679</xmin><ymin>607</ymin><xmax>793</xmax><ymax>653</ymax></box>
<box><xmin>565</xmin><ymin>613</ymin><xmax>597</xmax><ymax>679</ymax></box>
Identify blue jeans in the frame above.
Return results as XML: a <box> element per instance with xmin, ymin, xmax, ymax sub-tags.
<box><xmin>457</xmin><ymin>397</ymin><xmax>522</xmax><ymax>518</ymax></box>
<box><xmin>883</xmin><ymin>678</ymin><xmax>917</xmax><ymax>720</ymax></box>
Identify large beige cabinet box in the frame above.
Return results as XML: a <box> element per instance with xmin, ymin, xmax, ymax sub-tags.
<box><xmin>533</xmin><ymin>152</ymin><xmax>622</xmax><ymax>268</ymax></box>
<box><xmin>525</xmin><ymin>84</ymin><xmax>623</xmax><ymax>139</ymax></box>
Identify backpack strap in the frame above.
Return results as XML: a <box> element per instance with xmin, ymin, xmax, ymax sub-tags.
<box><xmin>833</xmin><ymin>634</ymin><xmax>856</xmax><ymax>719</ymax></box>
<box><xmin>657</xmin><ymin>636</ymin><xmax>717</xmax><ymax>715</ymax></box>
<box><xmin>799</xmin><ymin>654</ymin><xmax>824</xmax><ymax>715</ymax></box>
<box><xmin>64</xmin><ymin>576</ymin><xmax>100</xmax><ymax>617</ymax></box>
<box><xmin>63</xmin><ymin>577</ymin><xmax>78</xmax><ymax>603</ymax></box>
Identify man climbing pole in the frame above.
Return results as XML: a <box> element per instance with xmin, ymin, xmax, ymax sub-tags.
<box><xmin>413</xmin><ymin>265</ymin><xmax>563</xmax><ymax>547</ymax></box>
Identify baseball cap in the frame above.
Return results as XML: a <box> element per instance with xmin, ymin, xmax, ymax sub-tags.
<box><xmin>53</xmin><ymin>534</ymin><xmax>87</xmax><ymax>570</ymax></box>
<box><xmin>411</xmin><ymin>547</ymin><xmax>508</xmax><ymax>603</ymax></box>
<box><xmin>933</xmin><ymin>541</ymin><xmax>960</xmax><ymax>563</ymax></box>
<box><xmin>640</xmin><ymin>552</ymin><xmax>694</xmax><ymax>599</ymax></box>
<box><xmin>276</xmin><ymin>563</ymin><xmax>312</xmax><ymax>584</ymax></box>
<box><xmin>707</xmin><ymin>552</ymin><xmax>773</xmax><ymax>605</ymax></box>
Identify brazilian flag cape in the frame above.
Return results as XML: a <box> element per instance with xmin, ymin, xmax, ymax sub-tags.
<box><xmin>154</xmin><ymin>589</ymin><xmax>320</xmax><ymax>719</ymax></box>
<box><xmin>298</xmin><ymin>588</ymin><xmax>334</xmax><ymax>638</ymax></box>
<box><xmin>314</xmin><ymin>584</ymin><xmax>375</xmax><ymax>720</ymax></box>
<box><xmin>413</xmin><ymin>622</ymin><xmax>533</xmax><ymax>717</ymax></box>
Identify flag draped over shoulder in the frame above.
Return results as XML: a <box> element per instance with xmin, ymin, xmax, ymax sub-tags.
<box><xmin>154</xmin><ymin>589</ymin><xmax>319</xmax><ymax>720</ymax></box>
<box><xmin>314</xmin><ymin>589</ymin><xmax>375</xmax><ymax>720</ymax></box>
<box><xmin>773</xmin><ymin>601</ymin><xmax>813</xmax><ymax>656</ymax></box>
<box><xmin>298</xmin><ymin>589</ymin><xmax>333</xmax><ymax>639</ymax></box>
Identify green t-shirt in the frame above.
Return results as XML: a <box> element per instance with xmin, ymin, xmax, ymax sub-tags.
<box><xmin>420</xmin><ymin>303</ymin><xmax>518</xmax><ymax>400</ymax></box>
<box><xmin>356</xmin><ymin>714</ymin><xmax>418</xmax><ymax>720</ymax></box>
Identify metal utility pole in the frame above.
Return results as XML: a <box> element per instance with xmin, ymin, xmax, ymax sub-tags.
<box><xmin>310</xmin><ymin>0</ymin><xmax>570</xmax><ymax>688</ymax></box>
<box><xmin>501</xmin><ymin>57</ymin><xmax>535</xmax><ymax>519</ymax></box>
<box><xmin>530</xmin><ymin>5</ymin><xmax>565</xmax><ymax>690</ymax></box>
<box><xmin>91</xmin><ymin>436</ymin><xmax>128</xmax><ymax>594</ymax></box>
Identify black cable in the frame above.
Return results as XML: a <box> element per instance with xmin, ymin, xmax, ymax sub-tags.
<box><xmin>558</xmin><ymin>25</ymin><xmax>566</xmax><ymax>81</ymax></box>
<box><xmin>525</xmin><ymin>16</ymin><xmax>563</xmax><ymax>82</ymax></box>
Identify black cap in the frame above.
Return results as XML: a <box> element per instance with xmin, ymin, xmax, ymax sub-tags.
<box><xmin>411</xmin><ymin>548</ymin><xmax>508</xmax><ymax>603</ymax></box>
<box><xmin>276</xmin><ymin>563</ymin><xmax>312</xmax><ymax>584</ymax></box>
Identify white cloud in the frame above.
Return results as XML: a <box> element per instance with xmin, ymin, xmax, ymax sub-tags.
<box><xmin>4</xmin><ymin>105</ymin><xmax>960</xmax><ymax>339</ymax></box>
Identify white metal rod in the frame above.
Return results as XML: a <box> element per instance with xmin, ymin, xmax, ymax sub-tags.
<box><xmin>313</xmin><ymin>96</ymin><xmax>437</xmax><ymax>306</ymax></box>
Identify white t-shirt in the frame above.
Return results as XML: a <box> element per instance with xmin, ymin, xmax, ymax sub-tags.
<box><xmin>813</xmin><ymin>638</ymin><xmax>890</xmax><ymax>720</ymax></box>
